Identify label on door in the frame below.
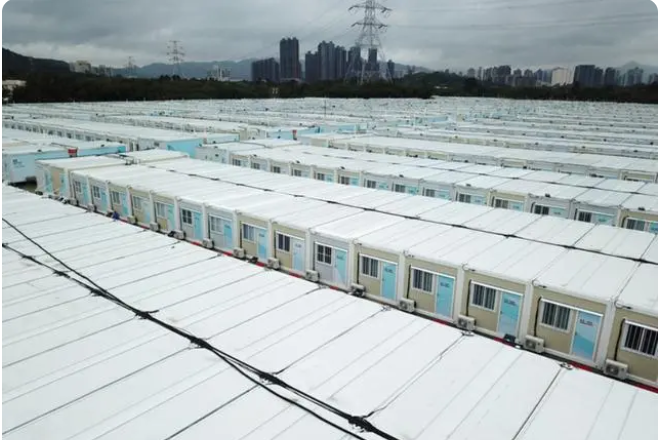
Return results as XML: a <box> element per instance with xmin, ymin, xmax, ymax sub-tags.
<box><xmin>571</xmin><ymin>311</ymin><xmax>601</xmax><ymax>360</ymax></box>
<box><xmin>100</xmin><ymin>190</ymin><xmax>108</xmax><ymax>212</ymax></box>
<box><xmin>435</xmin><ymin>275</ymin><xmax>455</xmax><ymax>318</ymax></box>
<box><xmin>381</xmin><ymin>262</ymin><xmax>397</xmax><ymax>301</ymax></box>
<box><xmin>407</xmin><ymin>187</ymin><xmax>419</xmax><ymax>195</ymax></box>
<box><xmin>82</xmin><ymin>182</ymin><xmax>90</xmax><ymax>205</ymax></box>
<box><xmin>437</xmin><ymin>190</ymin><xmax>451</xmax><ymax>200</ymax></box>
<box><xmin>378</xmin><ymin>182</ymin><xmax>389</xmax><ymax>190</ymax></box>
<box><xmin>498</xmin><ymin>292</ymin><xmax>522</xmax><ymax>337</ymax></box>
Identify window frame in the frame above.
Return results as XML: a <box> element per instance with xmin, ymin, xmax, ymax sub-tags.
<box><xmin>181</xmin><ymin>209</ymin><xmax>193</xmax><ymax>225</ymax></box>
<box><xmin>457</xmin><ymin>193</ymin><xmax>472</xmax><ymax>203</ymax></box>
<box><xmin>131</xmin><ymin>195</ymin><xmax>143</xmax><ymax>211</ymax></box>
<box><xmin>250</xmin><ymin>162</ymin><xmax>261</xmax><ymax>170</ymax></box>
<box><xmin>276</xmin><ymin>233</ymin><xmax>291</xmax><ymax>252</ymax></box>
<box><xmin>393</xmin><ymin>184</ymin><xmax>406</xmax><ymax>193</ymax></box>
<box><xmin>292</xmin><ymin>169</ymin><xmax>303</xmax><ymax>177</ymax></box>
<box><xmin>155</xmin><ymin>202</ymin><xmax>167</xmax><ymax>218</ymax></box>
<box><xmin>91</xmin><ymin>185</ymin><xmax>101</xmax><ymax>199</ymax></box>
<box><xmin>209</xmin><ymin>215</ymin><xmax>224</xmax><ymax>233</ymax></box>
<box><xmin>621</xmin><ymin>321</ymin><xmax>658</xmax><ymax>358</ymax></box>
<box><xmin>539</xmin><ymin>300</ymin><xmax>572</xmax><ymax>333</ymax></box>
<box><xmin>316</xmin><ymin>244</ymin><xmax>333</xmax><ymax>265</ymax></box>
<box><xmin>576</xmin><ymin>210</ymin><xmax>593</xmax><ymax>223</ymax></box>
<box><xmin>272</xmin><ymin>166</ymin><xmax>282</xmax><ymax>174</ymax></box>
<box><xmin>423</xmin><ymin>188</ymin><xmax>436</xmax><ymax>198</ymax></box>
<box><xmin>110</xmin><ymin>190</ymin><xmax>121</xmax><ymax>205</ymax></box>
<box><xmin>242</xmin><ymin>224</ymin><xmax>255</xmax><ymax>242</ymax></box>
<box><xmin>360</xmin><ymin>255</ymin><xmax>380</xmax><ymax>279</ymax></box>
<box><xmin>73</xmin><ymin>180</ymin><xmax>82</xmax><ymax>194</ymax></box>
<box><xmin>315</xmin><ymin>172</ymin><xmax>326</xmax><ymax>181</ymax></box>
<box><xmin>411</xmin><ymin>268</ymin><xmax>434</xmax><ymax>294</ymax></box>
<box><xmin>232</xmin><ymin>159</ymin><xmax>242</xmax><ymax>166</ymax></box>
<box><xmin>365</xmin><ymin>180</ymin><xmax>377</xmax><ymax>189</ymax></box>
<box><xmin>624</xmin><ymin>218</ymin><xmax>647</xmax><ymax>232</ymax></box>
<box><xmin>339</xmin><ymin>176</ymin><xmax>351</xmax><ymax>185</ymax></box>
<box><xmin>470</xmin><ymin>283</ymin><xmax>497</xmax><ymax>311</ymax></box>
<box><xmin>533</xmin><ymin>204</ymin><xmax>550</xmax><ymax>216</ymax></box>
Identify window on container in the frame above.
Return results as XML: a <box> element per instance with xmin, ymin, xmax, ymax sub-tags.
<box><xmin>360</xmin><ymin>256</ymin><xmax>379</xmax><ymax>278</ymax></box>
<box><xmin>540</xmin><ymin>301</ymin><xmax>571</xmax><ymax>331</ymax></box>
<box><xmin>73</xmin><ymin>180</ymin><xmax>82</xmax><ymax>194</ymax></box>
<box><xmin>131</xmin><ymin>196</ymin><xmax>142</xmax><ymax>211</ymax></box>
<box><xmin>533</xmin><ymin>205</ymin><xmax>550</xmax><ymax>215</ymax></box>
<box><xmin>365</xmin><ymin>180</ymin><xmax>377</xmax><ymax>189</ymax></box>
<box><xmin>209</xmin><ymin>216</ymin><xmax>223</xmax><ymax>233</ymax></box>
<box><xmin>232</xmin><ymin>159</ymin><xmax>242</xmax><ymax>166</ymax></box>
<box><xmin>412</xmin><ymin>269</ymin><xmax>433</xmax><ymax>293</ymax></box>
<box><xmin>272</xmin><ymin>166</ymin><xmax>282</xmax><ymax>174</ymax></box>
<box><xmin>181</xmin><ymin>209</ymin><xmax>193</xmax><ymax>225</ymax></box>
<box><xmin>625</xmin><ymin>218</ymin><xmax>647</xmax><ymax>231</ymax></box>
<box><xmin>293</xmin><ymin>169</ymin><xmax>303</xmax><ymax>177</ymax></box>
<box><xmin>458</xmin><ymin>193</ymin><xmax>472</xmax><ymax>203</ymax></box>
<box><xmin>155</xmin><ymin>202</ymin><xmax>167</xmax><ymax>218</ymax></box>
<box><xmin>494</xmin><ymin>199</ymin><xmax>510</xmax><ymax>209</ymax></box>
<box><xmin>623</xmin><ymin>323</ymin><xmax>658</xmax><ymax>357</ymax></box>
<box><xmin>393</xmin><ymin>184</ymin><xmax>406</xmax><ymax>193</ymax></box>
<box><xmin>316</xmin><ymin>244</ymin><xmax>332</xmax><ymax>265</ymax></box>
<box><xmin>577</xmin><ymin>211</ymin><xmax>592</xmax><ymax>223</ymax></box>
<box><xmin>110</xmin><ymin>191</ymin><xmax>121</xmax><ymax>205</ymax></box>
<box><xmin>276</xmin><ymin>233</ymin><xmax>291</xmax><ymax>252</ymax></box>
<box><xmin>423</xmin><ymin>189</ymin><xmax>436</xmax><ymax>198</ymax></box>
<box><xmin>339</xmin><ymin>176</ymin><xmax>351</xmax><ymax>185</ymax></box>
<box><xmin>242</xmin><ymin>224</ymin><xmax>255</xmax><ymax>242</ymax></box>
<box><xmin>471</xmin><ymin>284</ymin><xmax>497</xmax><ymax>311</ymax></box>
<box><xmin>251</xmin><ymin>162</ymin><xmax>261</xmax><ymax>170</ymax></box>
<box><xmin>315</xmin><ymin>172</ymin><xmax>326</xmax><ymax>181</ymax></box>
<box><xmin>91</xmin><ymin>186</ymin><xmax>101</xmax><ymax>199</ymax></box>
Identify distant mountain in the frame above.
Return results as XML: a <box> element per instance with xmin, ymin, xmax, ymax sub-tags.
<box><xmin>2</xmin><ymin>48</ymin><xmax>70</xmax><ymax>77</ymax></box>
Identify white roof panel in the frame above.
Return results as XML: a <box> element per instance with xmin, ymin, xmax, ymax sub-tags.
<box><xmin>374</xmin><ymin>196</ymin><xmax>450</xmax><ymax>218</ymax></box>
<box><xmin>406</xmin><ymin>228</ymin><xmax>505</xmax><ymax>266</ymax></box>
<box><xmin>273</xmin><ymin>204</ymin><xmax>363</xmax><ymax>229</ymax></box>
<box><xmin>621</xmin><ymin>193</ymin><xmax>659</xmax><ymax>213</ymax></box>
<box><xmin>311</xmin><ymin>211</ymin><xmax>403</xmax><ymax>240</ymax></box>
<box><xmin>356</xmin><ymin>220</ymin><xmax>452</xmax><ymax>253</ymax></box>
<box><xmin>419</xmin><ymin>202</ymin><xmax>493</xmax><ymax>226</ymax></box>
<box><xmin>516</xmin><ymin>216</ymin><xmax>595</xmax><ymax>247</ymax></box>
<box><xmin>642</xmin><ymin>236</ymin><xmax>658</xmax><ymax>264</ymax></box>
<box><xmin>575</xmin><ymin>188</ymin><xmax>632</xmax><ymax>207</ymax></box>
<box><xmin>595</xmin><ymin>179</ymin><xmax>646</xmax><ymax>193</ymax></box>
<box><xmin>616</xmin><ymin>264</ymin><xmax>658</xmax><ymax>316</ymax></box>
<box><xmin>463</xmin><ymin>209</ymin><xmax>541</xmax><ymax>236</ymax></box>
<box><xmin>575</xmin><ymin>225</ymin><xmax>655</xmax><ymax>260</ymax></box>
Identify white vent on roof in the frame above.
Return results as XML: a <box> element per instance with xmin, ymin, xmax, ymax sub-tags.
<box><xmin>604</xmin><ymin>359</ymin><xmax>628</xmax><ymax>380</ymax></box>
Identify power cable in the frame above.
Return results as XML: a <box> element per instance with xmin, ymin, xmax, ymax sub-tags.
<box><xmin>1</xmin><ymin>218</ymin><xmax>403</xmax><ymax>440</ymax></box>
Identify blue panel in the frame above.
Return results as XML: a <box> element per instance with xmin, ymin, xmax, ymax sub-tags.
<box><xmin>192</xmin><ymin>211</ymin><xmax>203</xmax><ymax>239</ymax></box>
<box><xmin>120</xmin><ymin>193</ymin><xmax>129</xmax><ymax>216</ymax></box>
<box><xmin>571</xmin><ymin>311</ymin><xmax>601</xmax><ymax>360</ymax></box>
<box><xmin>381</xmin><ymin>262</ymin><xmax>397</xmax><ymax>301</ymax></box>
<box><xmin>350</xmin><ymin>177</ymin><xmax>359</xmax><ymax>186</ymax></box>
<box><xmin>167</xmin><ymin>204</ymin><xmax>176</xmax><ymax>230</ymax></box>
<box><xmin>649</xmin><ymin>222</ymin><xmax>658</xmax><ymax>234</ymax></box>
<box><xmin>100</xmin><ymin>190</ymin><xmax>109</xmax><ymax>212</ymax></box>
<box><xmin>594</xmin><ymin>213</ymin><xmax>614</xmax><ymax>225</ymax></box>
<box><xmin>471</xmin><ymin>195</ymin><xmax>486</xmax><ymax>205</ymax></box>
<box><xmin>167</xmin><ymin>139</ymin><xmax>203</xmax><ymax>158</ymax></box>
<box><xmin>377</xmin><ymin>181</ymin><xmax>389</xmax><ymax>190</ymax></box>
<box><xmin>549</xmin><ymin>207</ymin><xmax>567</xmax><ymax>217</ymax></box>
<box><xmin>325</xmin><ymin>175</ymin><xmax>334</xmax><ymax>183</ymax></box>
<box><xmin>292</xmin><ymin>238</ymin><xmax>305</xmax><ymax>272</ymax></box>
<box><xmin>334</xmin><ymin>248</ymin><xmax>348</xmax><ymax>286</ymax></box>
<box><xmin>510</xmin><ymin>201</ymin><xmax>524</xmax><ymax>211</ymax></box>
<box><xmin>437</xmin><ymin>190</ymin><xmax>451</xmax><ymax>200</ymax></box>
<box><xmin>256</xmin><ymin>227</ymin><xmax>268</xmax><ymax>260</ymax></box>
<box><xmin>407</xmin><ymin>187</ymin><xmax>419</xmax><ymax>196</ymax></box>
<box><xmin>223</xmin><ymin>221</ymin><xmax>233</xmax><ymax>249</ymax></box>
<box><xmin>45</xmin><ymin>171</ymin><xmax>53</xmax><ymax>193</ymax></box>
<box><xmin>435</xmin><ymin>275</ymin><xmax>455</xmax><ymax>318</ymax></box>
<box><xmin>498</xmin><ymin>292</ymin><xmax>522</xmax><ymax>337</ymax></box>
<box><xmin>142</xmin><ymin>200</ymin><xmax>151</xmax><ymax>223</ymax></box>
<box><xmin>81</xmin><ymin>181</ymin><xmax>90</xmax><ymax>205</ymax></box>
<box><xmin>60</xmin><ymin>174</ymin><xmax>67</xmax><ymax>197</ymax></box>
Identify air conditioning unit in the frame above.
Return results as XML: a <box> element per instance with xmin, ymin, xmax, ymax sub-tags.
<box><xmin>87</xmin><ymin>204</ymin><xmax>95</xmax><ymax>212</ymax></box>
<box><xmin>267</xmin><ymin>257</ymin><xmax>280</xmax><ymax>269</ymax></box>
<box><xmin>305</xmin><ymin>270</ymin><xmax>320</xmax><ymax>282</ymax></box>
<box><xmin>456</xmin><ymin>315</ymin><xmax>475</xmax><ymax>331</ymax></box>
<box><xmin>524</xmin><ymin>335</ymin><xmax>545</xmax><ymax>354</ymax></box>
<box><xmin>604</xmin><ymin>359</ymin><xmax>628</xmax><ymax>380</ymax></box>
<box><xmin>202</xmin><ymin>238</ymin><xmax>214</xmax><ymax>249</ymax></box>
<box><xmin>173</xmin><ymin>230</ymin><xmax>185</xmax><ymax>240</ymax></box>
<box><xmin>127</xmin><ymin>215</ymin><xmax>137</xmax><ymax>225</ymax></box>
<box><xmin>350</xmin><ymin>283</ymin><xmax>366</xmax><ymax>297</ymax></box>
<box><xmin>233</xmin><ymin>248</ymin><xmax>246</xmax><ymax>259</ymax></box>
<box><xmin>398</xmin><ymin>298</ymin><xmax>415</xmax><ymax>313</ymax></box>
<box><xmin>149</xmin><ymin>222</ymin><xmax>159</xmax><ymax>232</ymax></box>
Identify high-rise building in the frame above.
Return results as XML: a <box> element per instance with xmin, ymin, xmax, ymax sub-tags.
<box><xmin>367</xmin><ymin>48</ymin><xmax>379</xmax><ymax>77</ymax></box>
<box><xmin>625</xmin><ymin>67</ymin><xmax>644</xmax><ymax>86</ymax></box>
<box><xmin>513</xmin><ymin>68</ymin><xmax>522</xmax><ymax>77</ymax></box>
<box><xmin>304</xmin><ymin>51</ymin><xmax>320</xmax><ymax>83</ymax></box>
<box><xmin>466</xmin><ymin>68</ymin><xmax>476</xmax><ymax>78</ymax></box>
<box><xmin>477</xmin><ymin>67</ymin><xmax>483</xmax><ymax>80</ymax></box>
<box><xmin>251</xmin><ymin>58</ymin><xmax>280</xmax><ymax>83</ymax></box>
<box><xmin>603</xmin><ymin>67</ymin><xmax>617</xmax><ymax>86</ymax></box>
<box><xmin>593</xmin><ymin>67</ymin><xmax>603</xmax><ymax>87</ymax></box>
<box><xmin>318</xmin><ymin>41</ymin><xmax>336</xmax><ymax>81</ymax></box>
<box><xmin>648</xmin><ymin>73</ymin><xmax>658</xmax><ymax>84</ymax></box>
<box><xmin>551</xmin><ymin>67</ymin><xmax>572</xmax><ymax>86</ymax></box>
<box><xmin>334</xmin><ymin>45</ymin><xmax>348</xmax><ymax>80</ymax></box>
<box><xmin>387</xmin><ymin>60</ymin><xmax>395</xmax><ymax>79</ymax></box>
<box><xmin>523</xmin><ymin>69</ymin><xmax>534</xmax><ymax>78</ymax></box>
<box><xmin>347</xmin><ymin>46</ymin><xmax>362</xmax><ymax>79</ymax></box>
<box><xmin>279</xmin><ymin>37</ymin><xmax>301</xmax><ymax>81</ymax></box>
<box><xmin>573</xmin><ymin>64</ymin><xmax>596</xmax><ymax>87</ymax></box>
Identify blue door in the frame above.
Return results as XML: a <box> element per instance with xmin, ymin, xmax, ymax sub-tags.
<box><xmin>498</xmin><ymin>292</ymin><xmax>522</xmax><ymax>337</ymax></box>
<box><xmin>120</xmin><ymin>193</ymin><xmax>129</xmax><ymax>216</ymax></box>
<box><xmin>349</xmin><ymin>177</ymin><xmax>359</xmax><ymax>186</ymax></box>
<box><xmin>471</xmin><ymin>195</ymin><xmax>486</xmax><ymax>205</ymax></box>
<box><xmin>256</xmin><ymin>227</ymin><xmax>268</xmax><ymax>261</ymax></box>
<box><xmin>292</xmin><ymin>238</ymin><xmax>305</xmax><ymax>272</ymax></box>
<box><xmin>166</xmin><ymin>204</ymin><xmax>176</xmax><ymax>230</ymax></box>
<box><xmin>435</xmin><ymin>275</ymin><xmax>455</xmax><ymax>318</ymax></box>
<box><xmin>377</xmin><ymin>181</ymin><xmax>389</xmax><ymax>190</ymax></box>
<box><xmin>509</xmin><ymin>201</ymin><xmax>524</xmax><ymax>211</ymax></box>
<box><xmin>334</xmin><ymin>248</ymin><xmax>348</xmax><ymax>287</ymax></box>
<box><xmin>649</xmin><ymin>222</ymin><xmax>658</xmax><ymax>234</ymax></box>
<box><xmin>192</xmin><ymin>212</ymin><xmax>203</xmax><ymax>240</ymax></box>
<box><xmin>222</xmin><ymin>221</ymin><xmax>233</xmax><ymax>249</ymax></box>
<box><xmin>594</xmin><ymin>213</ymin><xmax>614</xmax><ymax>225</ymax></box>
<box><xmin>100</xmin><ymin>190</ymin><xmax>109</xmax><ymax>212</ymax></box>
<box><xmin>407</xmin><ymin>187</ymin><xmax>419</xmax><ymax>196</ymax></box>
<box><xmin>81</xmin><ymin>182</ymin><xmax>90</xmax><ymax>205</ymax></box>
<box><xmin>549</xmin><ymin>207</ymin><xmax>567</xmax><ymax>217</ymax></box>
<box><xmin>571</xmin><ymin>311</ymin><xmax>601</xmax><ymax>360</ymax></box>
<box><xmin>381</xmin><ymin>262</ymin><xmax>397</xmax><ymax>301</ymax></box>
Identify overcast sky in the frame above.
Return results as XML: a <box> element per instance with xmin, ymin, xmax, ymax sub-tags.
<box><xmin>2</xmin><ymin>0</ymin><xmax>657</xmax><ymax>70</ymax></box>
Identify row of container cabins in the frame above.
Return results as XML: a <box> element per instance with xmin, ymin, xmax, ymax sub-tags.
<box><xmin>302</xmin><ymin>133</ymin><xmax>659</xmax><ymax>182</ymax></box>
<box><xmin>198</xmin><ymin>143</ymin><xmax>659</xmax><ymax>234</ymax></box>
<box><xmin>35</xmin><ymin>154</ymin><xmax>658</xmax><ymax>389</ymax></box>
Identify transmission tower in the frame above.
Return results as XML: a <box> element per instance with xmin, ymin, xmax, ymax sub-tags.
<box><xmin>345</xmin><ymin>0</ymin><xmax>392</xmax><ymax>84</ymax></box>
<box><xmin>167</xmin><ymin>40</ymin><xmax>185</xmax><ymax>77</ymax></box>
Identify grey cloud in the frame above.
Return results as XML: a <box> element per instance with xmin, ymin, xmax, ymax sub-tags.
<box><xmin>2</xmin><ymin>0</ymin><xmax>657</xmax><ymax>70</ymax></box>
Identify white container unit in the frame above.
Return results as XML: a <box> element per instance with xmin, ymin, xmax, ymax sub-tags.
<box><xmin>354</xmin><ymin>220</ymin><xmax>452</xmax><ymax>304</ymax></box>
<box><xmin>271</xmin><ymin>204</ymin><xmax>363</xmax><ymax>276</ymax></box>
<box><xmin>197</xmin><ymin>142</ymin><xmax>263</xmax><ymax>165</ymax></box>
<box><xmin>35</xmin><ymin>156</ymin><xmax>124</xmax><ymax>199</ymax></box>
<box><xmin>236</xmin><ymin>198</ymin><xmax>327</xmax><ymax>264</ymax></box>
<box><xmin>462</xmin><ymin>239</ymin><xmax>567</xmax><ymax>341</ymax></box>
<box><xmin>574</xmin><ymin>225</ymin><xmax>657</xmax><ymax>262</ymax></box>
<box><xmin>530</xmin><ymin>250</ymin><xmax>639</xmax><ymax>367</ymax></box>
<box><xmin>618</xmin><ymin>194</ymin><xmax>658</xmax><ymax>234</ymax></box>
<box><xmin>419</xmin><ymin>171</ymin><xmax>476</xmax><ymax>201</ymax></box>
<box><xmin>571</xmin><ymin>189</ymin><xmax>630</xmax><ymax>226</ymax></box>
<box><xmin>308</xmin><ymin>211</ymin><xmax>404</xmax><ymax>290</ymax></box>
<box><xmin>526</xmin><ymin>183</ymin><xmax>589</xmax><ymax>218</ymax></box>
<box><xmin>516</xmin><ymin>216</ymin><xmax>596</xmax><ymax>248</ymax></box>
<box><xmin>373</xmin><ymin>196</ymin><xmax>450</xmax><ymax>219</ymax></box>
<box><xmin>419</xmin><ymin>202</ymin><xmax>493</xmax><ymax>228</ymax></box>
<box><xmin>403</xmin><ymin>228</ymin><xmax>505</xmax><ymax>323</ymax></box>
<box><xmin>454</xmin><ymin>175</ymin><xmax>511</xmax><ymax>206</ymax></box>
<box><xmin>488</xmin><ymin>180</ymin><xmax>550</xmax><ymax>212</ymax></box>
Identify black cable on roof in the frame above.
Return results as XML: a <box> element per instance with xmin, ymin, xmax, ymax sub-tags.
<box><xmin>2</xmin><ymin>217</ymin><xmax>402</xmax><ymax>440</ymax></box>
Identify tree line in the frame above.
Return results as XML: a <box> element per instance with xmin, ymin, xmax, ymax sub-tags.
<box><xmin>7</xmin><ymin>71</ymin><xmax>657</xmax><ymax>104</ymax></box>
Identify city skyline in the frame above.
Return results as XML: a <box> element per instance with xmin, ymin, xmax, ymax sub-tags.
<box><xmin>3</xmin><ymin>0</ymin><xmax>657</xmax><ymax>70</ymax></box>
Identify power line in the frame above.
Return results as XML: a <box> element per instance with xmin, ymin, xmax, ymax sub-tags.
<box><xmin>1</xmin><ymin>218</ymin><xmax>404</xmax><ymax>440</ymax></box>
